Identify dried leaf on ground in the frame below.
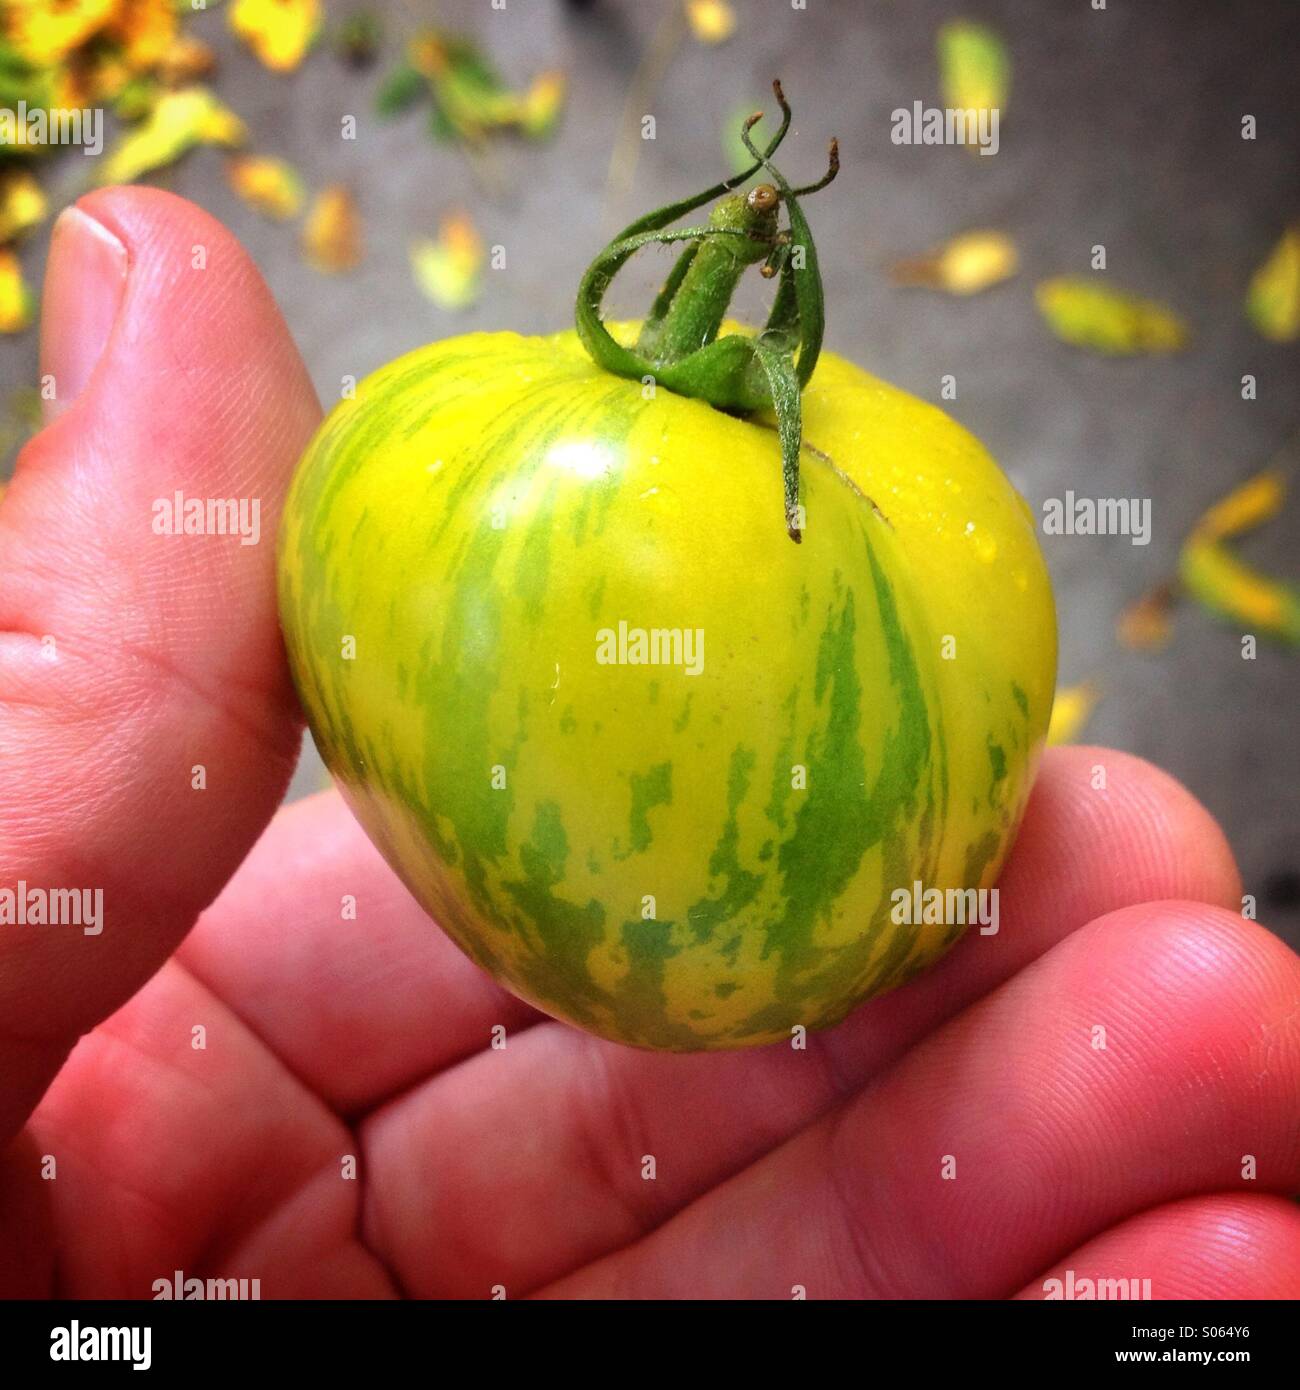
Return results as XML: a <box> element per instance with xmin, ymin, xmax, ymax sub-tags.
<box><xmin>379</xmin><ymin>30</ymin><xmax>565</xmax><ymax>144</ymax></box>
<box><xmin>1035</xmin><ymin>277</ymin><xmax>1189</xmax><ymax>355</ymax></box>
<box><xmin>891</xmin><ymin>229</ymin><xmax>1018</xmax><ymax>295</ymax></box>
<box><xmin>98</xmin><ymin>86</ymin><xmax>246</xmax><ymax>185</ymax></box>
<box><xmin>1178</xmin><ymin>470</ymin><xmax>1298</xmax><ymax>644</ymax></box>
<box><xmin>228</xmin><ymin>153</ymin><xmax>305</xmax><ymax>220</ymax></box>
<box><xmin>411</xmin><ymin>211</ymin><xmax>485</xmax><ymax>310</ymax></box>
<box><xmin>1116</xmin><ymin>583</ymin><xmax>1176</xmax><ymax>651</ymax></box>
<box><xmin>302</xmin><ymin>184</ymin><xmax>362</xmax><ymax>273</ymax></box>
<box><xmin>1188</xmin><ymin>468</ymin><xmax>1285</xmax><ymax>544</ymax></box>
<box><xmin>1179</xmin><ymin>538</ymin><xmax>1300</xmax><ymax>644</ymax></box>
<box><xmin>937</xmin><ymin>20</ymin><xmax>1009</xmax><ymax>115</ymax></box>
<box><xmin>1246</xmin><ymin>225</ymin><xmax>1300</xmax><ymax>343</ymax></box>
<box><xmin>685</xmin><ymin>0</ymin><xmax>736</xmax><ymax>45</ymax></box>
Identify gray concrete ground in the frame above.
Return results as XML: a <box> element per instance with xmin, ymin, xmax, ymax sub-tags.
<box><xmin>2</xmin><ymin>0</ymin><xmax>1296</xmax><ymax>943</ymax></box>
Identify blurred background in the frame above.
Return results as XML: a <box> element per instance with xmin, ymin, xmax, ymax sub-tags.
<box><xmin>1</xmin><ymin>0</ymin><xmax>1296</xmax><ymax>944</ymax></box>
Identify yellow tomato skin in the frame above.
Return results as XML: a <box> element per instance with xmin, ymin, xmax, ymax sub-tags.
<box><xmin>278</xmin><ymin>323</ymin><xmax>1056</xmax><ymax>1049</ymax></box>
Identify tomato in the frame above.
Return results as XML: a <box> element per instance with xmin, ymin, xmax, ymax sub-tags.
<box><xmin>277</xmin><ymin>319</ymin><xmax>1054</xmax><ymax>1048</ymax></box>
<box><xmin>276</xmin><ymin>85</ymin><xmax>1056</xmax><ymax>1049</ymax></box>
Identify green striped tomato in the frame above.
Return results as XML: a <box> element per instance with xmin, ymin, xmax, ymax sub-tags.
<box><xmin>277</xmin><ymin>322</ymin><xmax>1056</xmax><ymax>1049</ymax></box>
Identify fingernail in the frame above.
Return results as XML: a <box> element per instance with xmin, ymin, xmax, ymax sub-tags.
<box><xmin>40</xmin><ymin>205</ymin><xmax>128</xmax><ymax>423</ymax></box>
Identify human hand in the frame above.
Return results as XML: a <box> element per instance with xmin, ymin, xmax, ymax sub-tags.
<box><xmin>2</xmin><ymin>189</ymin><xmax>1297</xmax><ymax>1300</ymax></box>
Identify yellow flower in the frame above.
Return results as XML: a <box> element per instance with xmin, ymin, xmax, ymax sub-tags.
<box><xmin>4</xmin><ymin>0</ymin><xmax>115</xmax><ymax>67</ymax></box>
<box><xmin>107</xmin><ymin>0</ymin><xmax>179</xmax><ymax>72</ymax></box>
<box><xmin>230</xmin><ymin>0</ymin><xmax>322</xmax><ymax>73</ymax></box>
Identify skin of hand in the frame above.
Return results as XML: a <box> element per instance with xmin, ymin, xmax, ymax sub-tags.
<box><xmin>0</xmin><ymin>187</ymin><xmax>1298</xmax><ymax>1301</ymax></box>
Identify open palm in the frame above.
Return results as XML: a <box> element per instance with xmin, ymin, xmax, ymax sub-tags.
<box><xmin>2</xmin><ymin>189</ymin><xmax>1297</xmax><ymax>1300</ymax></box>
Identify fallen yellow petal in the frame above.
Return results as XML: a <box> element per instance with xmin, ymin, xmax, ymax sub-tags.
<box><xmin>891</xmin><ymin>229</ymin><xmax>1018</xmax><ymax>295</ymax></box>
<box><xmin>0</xmin><ymin>169</ymin><xmax>48</xmax><ymax>242</ymax></box>
<box><xmin>1035</xmin><ymin>276</ymin><xmax>1189</xmax><ymax>355</ymax></box>
<box><xmin>99</xmin><ymin>86</ymin><xmax>246</xmax><ymax>185</ymax></box>
<box><xmin>229</xmin><ymin>0</ymin><xmax>321</xmax><ymax>74</ymax></box>
<box><xmin>227</xmin><ymin>154</ymin><xmax>305</xmax><ymax>220</ymax></box>
<box><xmin>1246</xmin><ymin>225</ymin><xmax>1300</xmax><ymax>343</ymax></box>
<box><xmin>410</xmin><ymin>211</ymin><xmax>485</xmax><ymax>311</ymax></box>
<box><xmin>685</xmin><ymin>0</ymin><xmax>737</xmax><ymax>45</ymax></box>
<box><xmin>0</xmin><ymin>250</ymin><xmax>35</xmax><ymax>334</ymax></box>
<box><xmin>302</xmin><ymin>185</ymin><xmax>363</xmax><ymax>273</ymax></box>
<box><xmin>1047</xmin><ymin>681</ymin><xmax>1100</xmax><ymax>747</ymax></box>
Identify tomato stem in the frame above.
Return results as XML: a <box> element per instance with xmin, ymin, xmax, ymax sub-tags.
<box><xmin>575</xmin><ymin>81</ymin><xmax>838</xmax><ymax>542</ymax></box>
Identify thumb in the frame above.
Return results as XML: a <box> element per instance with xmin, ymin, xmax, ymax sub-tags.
<box><xmin>0</xmin><ymin>187</ymin><xmax>321</xmax><ymax>1141</ymax></box>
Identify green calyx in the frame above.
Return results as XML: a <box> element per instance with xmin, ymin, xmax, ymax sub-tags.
<box><xmin>575</xmin><ymin>80</ymin><xmax>839</xmax><ymax>542</ymax></box>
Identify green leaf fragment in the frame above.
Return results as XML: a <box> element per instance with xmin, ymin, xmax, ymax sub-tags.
<box><xmin>375</xmin><ymin>64</ymin><xmax>426</xmax><ymax>118</ymax></box>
